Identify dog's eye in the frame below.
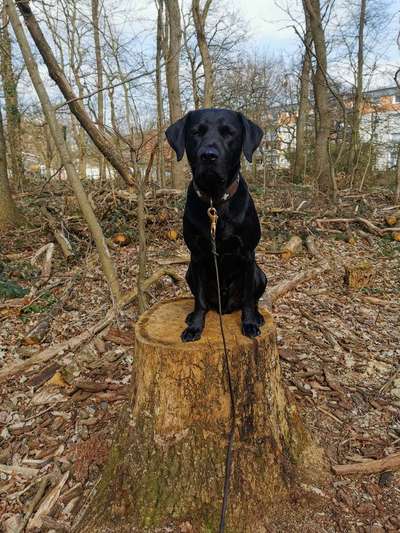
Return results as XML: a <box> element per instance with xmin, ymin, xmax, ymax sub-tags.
<box><xmin>220</xmin><ymin>126</ymin><xmax>233</xmax><ymax>137</ymax></box>
<box><xmin>192</xmin><ymin>125</ymin><xmax>207</xmax><ymax>136</ymax></box>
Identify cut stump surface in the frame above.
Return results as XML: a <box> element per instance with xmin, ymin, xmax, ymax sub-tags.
<box><xmin>76</xmin><ymin>298</ymin><xmax>329</xmax><ymax>533</ymax></box>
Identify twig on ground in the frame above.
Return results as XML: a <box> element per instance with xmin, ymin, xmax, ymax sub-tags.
<box><xmin>15</xmin><ymin>476</ymin><xmax>50</xmax><ymax>533</ymax></box>
<box><xmin>27</xmin><ymin>472</ymin><xmax>69</xmax><ymax>530</ymax></box>
<box><xmin>333</xmin><ymin>451</ymin><xmax>400</xmax><ymax>476</ymax></box>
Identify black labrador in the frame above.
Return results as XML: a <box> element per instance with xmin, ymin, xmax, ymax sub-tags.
<box><xmin>166</xmin><ymin>108</ymin><xmax>267</xmax><ymax>342</ymax></box>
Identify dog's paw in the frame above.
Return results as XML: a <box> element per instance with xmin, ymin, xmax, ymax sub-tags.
<box><xmin>242</xmin><ymin>322</ymin><xmax>261</xmax><ymax>338</ymax></box>
<box><xmin>181</xmin><ymin>326</ymin><xmax>202</xmax><ymax>342</ymax></box>
<box><xmin>255</xmin><ymin>310</ymin><xmax>265</xmax><ymax>326</ymax></box>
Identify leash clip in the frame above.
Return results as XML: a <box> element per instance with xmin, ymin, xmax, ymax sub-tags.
<box><xmin>207</xmin><ymin>205</ymin><xmax>218</xmax><ymax>240</ymax></box>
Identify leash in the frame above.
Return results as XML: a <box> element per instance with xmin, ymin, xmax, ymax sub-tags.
<box><xmin>207</xmin><ymin>203</ymin><xmax>236</xmax><ymax>533</ymax></box>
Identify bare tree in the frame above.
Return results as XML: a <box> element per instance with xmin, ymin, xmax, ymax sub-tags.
<box><xmin>6</xmin><ymin>0</ymin><xmax>121</xmax><ymax>303</ymax></box>
<box><xmin>15</xmin><ymin>0</ymin><xmax>133</xmax><ymax>186</ymax></box>
<box><xmin>45</xmin><ymin>0</ymin><xmax>89</xmax><ymax>180</ymax></box>
<box><xmin>396</xmin><ymin>144</ymin><xmax>400</xmax><ymax>203</ymax></box>
<box><xmin>0</xmin><ymin>106</ymin><xmax>21</xmax><ymax>229</ymax></box>
<box><xmin>293</xmin><ymin>8</ymin><xmax>312</xmax><ymax>182</ymax></box>
<box><xmin>91</xmin><ymin>0</ymin><xmax>106</xmax><ymax>180</ymax></box>
<box><xmin>192</xmin><ymin>0</ymin><xmax>214</xmax><ymax>107</ymax></box>
<box><xmin>163</xmin><ymin>0</ymin><xmax>185</xmax><ymax>188</ymax></box>
<box><xmin>0</xmin><ymin>8</ymin><xmax>25</xmax><ymax>190</ymax></box>
<box><xmin>303</xmin><ymin>0</ymin><xmax>332</xmax><ymax>194</ymax></box>
<box><xmin>182</xmin><ymin>10</ymin><xmax>201</xmax><ymax>109</ymax></box>
<box><xmin>347</xmin><ymin>0</ymin><xmax>367</xmax><ymax>176</ymax></box>
<box><xmin>155</xmin><ymin>0</ymin><xmax>166</xmax><ymax>186</ymax></box>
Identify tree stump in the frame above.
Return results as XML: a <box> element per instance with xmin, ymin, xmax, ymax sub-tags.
<box><xmin>76</xmin><ymin>298</ymin><xmax>328</xmax><ymax>533</ymax></box>
<box><xmin>344</xmin><ymin>260</ymin><xmax>374</xmax><ymax>289</ymax></box>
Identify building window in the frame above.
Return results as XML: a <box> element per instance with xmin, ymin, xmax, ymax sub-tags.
<box><xmin>391</xmin><ymin>133</ymin><xmax>400</xmax><ymax>143</ymax></box>
<box><xmin>394</xmin><ymin>94</ymin><xmax>400</xmax><ymax>104</ymax></box>
<box><xmin>388</xmin><ymin>151</ymin><xmax>398</xmax><ymax>167</ymax></box>
<box><xmin>369</xmin><ymin>95</ymin><xmax>380</xmax><ymax>103</ymax></box>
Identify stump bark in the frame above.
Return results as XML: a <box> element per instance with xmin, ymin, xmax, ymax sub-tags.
<box><xmin>76</xmin><ymin>298</ymin><xmax>327</xmax><ymax>533</ymax></box>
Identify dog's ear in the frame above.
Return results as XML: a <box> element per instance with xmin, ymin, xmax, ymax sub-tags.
<box><xmin>239</xmin><ymin>113</ymin><xmax>263</xmax><ymax>163</ymax></box>
<box><xmin>165</xmin><ymin>114</ymin><xmax>189</xmax><ymax>161</ymax></box>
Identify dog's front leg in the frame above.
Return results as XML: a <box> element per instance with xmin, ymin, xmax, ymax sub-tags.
<box><xmin>241</xmin><ymin>252</ymin><xmax>264</xmax><ymax>338</ymax></box>
<box><xmin>181</xmin><ymin>260</ymin><xmax>208</xmax><ymax>342</ymax></box>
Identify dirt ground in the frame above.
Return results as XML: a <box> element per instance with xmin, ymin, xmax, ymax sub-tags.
<box><xmin>0</xmin><ymin>179</ymin><xmax>399</xmax><ymax>532</ymax></box>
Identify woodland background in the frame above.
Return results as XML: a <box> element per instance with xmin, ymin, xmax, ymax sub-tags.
<box><xmin>0</xmin><ymin>0</ymin><xmax>400</xmax><ymax>532</ymax></box>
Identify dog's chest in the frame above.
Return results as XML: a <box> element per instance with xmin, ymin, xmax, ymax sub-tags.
<box><xmin>215</xmin><ymin>219</ymin><xmax>242</xmax><ymax>254</ymax></box>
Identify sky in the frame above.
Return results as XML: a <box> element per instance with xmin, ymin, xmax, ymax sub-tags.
<box><xmin>126</xmin><ymin>0</ymin><xmax>399</xmax><ymax>89</ymax></box>
<box><xmin>237</xmin><ymin>0</ymin><xmax>398</xmax><ymax>85</ymax></box>
<box><xmin>236</xmin><ymin>0</ymin><xmax>300</xmax><ymax>54</ymax></box>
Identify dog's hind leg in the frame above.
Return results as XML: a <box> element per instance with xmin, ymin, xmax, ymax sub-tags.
<box><xmin>254</xmin><ymin>265</ymin><xmax>267</xmax><ymax>326</ymax></box>
<box><xmin>241</xmin><ymin>257</ymin><xmax>267</xmax><ymax>338</ymax></box>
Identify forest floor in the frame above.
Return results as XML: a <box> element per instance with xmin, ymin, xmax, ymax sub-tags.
<box><xmin>0</xmin><ymin>178</ymin><xmax>399</xmax><ymax>533</ymax></box>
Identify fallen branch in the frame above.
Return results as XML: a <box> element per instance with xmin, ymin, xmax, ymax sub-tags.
<box><xmin>315</xmin><ymin>217</ymin><xmax>392</xmax><ymax>236</ymax></box>
<box><xmin>153</xmin><ymin>188</ymin><xmax>183</xmax><ymax>197</ymax></box>
<box><xmin>31</xmin><ymin>243</ymin><xmax>55</xmax><ymax>286</ymax></box>
<box><xmin>332</xmin><ymin>451</ymin><xmax>400</xmax><ymax>476</ymax></box>
<box><xmin>381</xmin><ymin>226</ymin><xmax>400</xmax><ymax>233</ymax></box>
<box><xmin>0</xmin><ymin>463</ymin><xmax>39</xmax><ymax>479</ymax></box>
<box><xmin>15</xmin><ymin>476</ymin><xmax>49</xmax><ymax>533</ymax></box>
<box><xmin>155</xmin><ymin>255</ymin><xmax>190</xmax><ymax>265</ymax></box>
<box><xmin>27</xmin><ymin>472</ymin><xmax>69</xmax><ymax>530</ymax></box>
<box><xmin>267</xmin><ymin>236</ymin><xmax>330</xmax><ymax>304</ymax></box>
<box><xmin>41</xmin><ymin>206</ymin><xmax>73</xmax><ymax>259</ymax></box>
<box><xmin>0</xmin><ymin>268</ymin><xmax>183</xmax><ymax>383</ymax></box>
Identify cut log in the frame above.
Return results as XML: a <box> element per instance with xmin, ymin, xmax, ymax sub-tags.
<box><xmin>280</xmin><ymin>235</ymin><xmax>303</xmax><ymax>261</ymax></box>
<box><xmin>384</xmin><ymin>213</ymin><xmax>399</xmax><ymax>226</ymax></box>
<box><xmin>344</xmin><ymin>260</ymin><xmax>374</xmax><ymax>289</ymax></box>
<box><xmin>75</xmin><ymin>297</ymin><xmax>328</xmax><ymax>533</ymax></box>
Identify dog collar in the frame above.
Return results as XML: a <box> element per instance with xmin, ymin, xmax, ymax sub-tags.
<box><xmin>192</xmin><ymin>175</ymin><xmax>240</xmax><ymax>205</ymax></box>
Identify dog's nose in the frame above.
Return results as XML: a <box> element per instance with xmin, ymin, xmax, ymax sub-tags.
<box><xmin>200</xmin><ymin>148</ymin><xmax>218</xmax><ymax>162</ymax></box>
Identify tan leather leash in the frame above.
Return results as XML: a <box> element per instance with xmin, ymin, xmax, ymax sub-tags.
<box><xmin>207</xmin><ymin>203</ymin><xmax>236</xmax><ymax>533</ymax></box>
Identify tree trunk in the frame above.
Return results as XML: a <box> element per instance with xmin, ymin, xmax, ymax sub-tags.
<box><xmin>15</xmin><ymin>0</ymin><xmax>133</xmax><ymax>186</ymax></box>
<box><xmin>0</xmin><ymin>8</ymin><xmax>25</xmax><ymax>190</ymax></box>
<box><xmin>347</xmin><ymin>0</ymin><xmax>366</xmax><ymax>177</ymax></box>
<box><xmin>6</xmin><ymin>0</ymin><xmax>121</xmax><ymax>304</ymax></box>
<box><xmin>183</xmin><ymin>17</ymin><xmax>201</xmax><ymax>110</ymax></box>
<box><xmin>91</xmin><ymin>0</ymin><xmax>106</xmax><ymax>181</ymax></box>
<box><xmin>293</xmin><ymin>9</ymin><xmax>312</xmax><ymax>183</ymax></box>
<box><xmin>0</xmin><ymin>107</ymin><xmax>21</xmax><ymax>229</ymax></box>
<box><xmin>75</xmin><ymin>298</ymin><xmax>327</xmax><ymax>532</ymax></box>
<box><xmin>192</xmin><ymin>0</ymin><xmax>214</xmax><ymax>107</ymax></box>
<box><xmin>156</xmin><ymin>0</ymin><xmax>166</xmax><ymax>187</ymax></box>
<box><xmin>303</xmin><ymin>0</ymin><xmax>331</xmax><ymax>194</ymax></box>
<box><xmin>395</xmin><ymin>144</ymin><xmax>400</xmax><ymax>203</ymax></box>
<box><xmin>137</xmin><ymin>175</ymin><xmax>147</xmax><ymax>313</ymax></box>
<box><xmin>164</xmin><ymin>0</ymin><xmax>185</xmax><ymax>188</ymax></box>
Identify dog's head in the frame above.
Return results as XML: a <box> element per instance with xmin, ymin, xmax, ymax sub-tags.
<box><xmin>165</xmin><ymin>109</ymin><xmax>263</xmax><ymax>198</ymax></box>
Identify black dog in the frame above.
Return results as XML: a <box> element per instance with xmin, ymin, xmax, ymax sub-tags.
<box><xmin>166</xmin><ymin>109</ymin><xmax>267</xmax><ymax>342</ymax></box>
